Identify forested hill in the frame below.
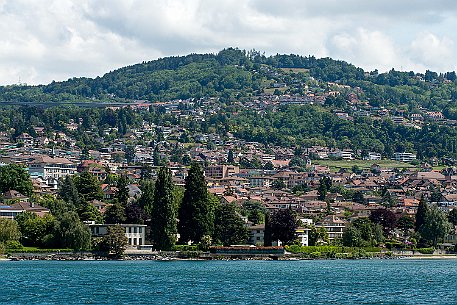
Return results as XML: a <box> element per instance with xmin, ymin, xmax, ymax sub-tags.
<box><xmin>1</xmin><ymin>48</ymin><xmax>457</xmax><ymax>117</ymax></box>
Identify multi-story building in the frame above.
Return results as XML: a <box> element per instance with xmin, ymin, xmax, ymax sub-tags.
<box><xmin>316</xmin><ymin>215</ymin><xmax>346</xmax><ymax>242</ymax></box>
<box><xmin>392</xmin><ymin>152</ymin><xmax>416</xmax><ymax>162</ymax></box>
<box><xmin>205</xmin><ymin>164</ymin><xmax>240</xmax><ymax>179</ymax></box>
<box><xmin>28</xmin><ymin>155</ymin><xmax>77</xmax><ymax>180</ymax></box>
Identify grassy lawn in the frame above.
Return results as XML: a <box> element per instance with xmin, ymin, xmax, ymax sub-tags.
<box><xmin>263</xmin><ymin>87</ymin><xmax>288</xmax><ymax>94</ymax></box>
<box><xmin>313</xmin><ymin>159</ymin><xmax>416</xmax><ymax>172</ymax></box>
<box><xmin>280</xmin><ymin>68</ymin><xmax>309</xmax><ymax>74</ymax></box>
<box><xmin>6</xmin><ymin>247</ymin><xmax>74</xmax><ymax>253</ymax></box>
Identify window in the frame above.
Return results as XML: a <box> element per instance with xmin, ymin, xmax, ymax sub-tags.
<box><xmin>134</xmin><ymin>227</ymin><xmax>137</xmax><ymax>234</ymax></box>
<box><xmin>139</xmin><ymin>238</ymin><xmax>142</xmax><ymax>245</ymax></box>
<box><xmin>139</xmin><ymin>227</ymin><xmax>142</xmax><ymax>234</ymax></box>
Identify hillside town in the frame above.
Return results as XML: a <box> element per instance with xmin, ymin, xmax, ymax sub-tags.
<box><xmin>1</xmin><ymin>94</ymin><xmax>457</xmax><ymax>255</ymax></box>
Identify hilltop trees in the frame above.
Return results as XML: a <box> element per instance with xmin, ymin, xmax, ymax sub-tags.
<box><xmin>150</xmin><ymin>167</ymin><xmax>177</xmax><ymax>250</ymax></box>
<box><xmin>178</xmin><ymin>163</ymin><xmax>216</xmax><ymax>244</ymax></box>
<box><xmin>58</xmin><ymin>176</ymin><xmax>81</xmax><ymax>208</ymax></box>
<box><xmin>116</xmin><ymin>174</ymin><xmax>130</xmax><ymax>206</ymax></box>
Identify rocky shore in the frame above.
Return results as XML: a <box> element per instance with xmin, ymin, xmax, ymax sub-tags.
<box><xmin>4</xmin><ymin>251</ymin><xmax>457</xmax><ymax>261</ymax></box>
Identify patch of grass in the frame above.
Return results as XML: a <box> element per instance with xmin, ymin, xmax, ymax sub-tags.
<box><xmin>280</xmin><ymin>68</ymin><xmax>309</xmax><ymax>73</ymax></box>
<box><xmin>7</xmin><ymin>247</ymin><xmax>73</xmax><ymax>253</ymax></box>
<box><xmin>313</xmin><ymin>159</ymin><xmax>416</xmax><ymax>172</ymax></box>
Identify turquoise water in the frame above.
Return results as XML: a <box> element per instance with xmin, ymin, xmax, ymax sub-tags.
<box><xmin>1</xmin><ymin>259</ymin><xmax>456</xmax><ymax>304</ymax></box>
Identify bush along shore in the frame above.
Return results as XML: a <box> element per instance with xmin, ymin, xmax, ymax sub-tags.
<box><xmin>3</xmin><ymin>245</ymin><xmax>456</xmax><ymax>261</ymax></box>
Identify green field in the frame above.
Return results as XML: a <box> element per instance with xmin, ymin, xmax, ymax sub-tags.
<box><xmin>313</xmin><ymin>159</ymin><xmax>416</xmax><ymax>171</ymax></box>
<box><xmin>280</xmin><ymin>68</ymin><xmax>309</xmax><ymax>73</ymax></box>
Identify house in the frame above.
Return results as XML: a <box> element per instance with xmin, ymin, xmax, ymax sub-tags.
<box><xmin>90</xmin><ymin>199</ymin><xmax>112</xmax><ymax>214</ymax></box>
<box><xmin>392</xmin><ymin>152</ymin><xmax>416</xmax><ymax>162</ymax></box>
<box><xmin>3</xmin><ymin>190</ymin><xmax>29</xmax><ymax>203</ymax></box>
<box><xmin>296</xmin><ymin>227</ymin><xmax>311</xmax><ymax>246</ymax></box>
<box><xmin>88</xmin><ymin>223</ymin><xmax>147</xmax><ymax>247</ymax></box>
<box><xmin>77</xmin><ymin>160</ymin><xmax>108</xmax><ymax>181</ymax></box>
<box><xmin>0</xmin><ymin>201</ymin><xmax>50</xmax><ymax>219</ymax></box>
<box><xmin>247</xmin><ymin>224</ymin><xmax>265</xmax><ymax>245</ymax></box>
<box><xmin>316</xmin><ymin>215</ymin><xmax>347</xmax><ymax>242</ymax></box>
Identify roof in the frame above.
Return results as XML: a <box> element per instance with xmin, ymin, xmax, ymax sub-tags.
<box><xmin>3</xmin><ymin>190</ymin><xmax>28</xmax><ymax>199</ymax></box>
<box><xmin>30</xmin><ymin>155</ymin><xmax>74</xmax><ymax>165</ymax></box>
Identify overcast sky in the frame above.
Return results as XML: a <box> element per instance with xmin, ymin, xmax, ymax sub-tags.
<box><xmin>1</xmin><ymin>0</ymin><xmax>457</xmax><ymax>85</ymax></box>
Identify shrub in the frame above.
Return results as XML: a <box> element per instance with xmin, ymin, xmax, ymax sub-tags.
<box><xmin>173</xmin><ymin>245</ymin><xmax>199</xmax><ymax>252</ymax></box>
<box><xmin>416</xmin><ymin>247</ymin><xmax>435</xmax><ymax>254</ymax></box>
<box><xmin>5</xmin><ymin>240</ymin><xmax>23</xmax><ymax>250</ymax></box>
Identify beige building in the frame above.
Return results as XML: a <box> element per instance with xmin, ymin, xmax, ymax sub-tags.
<box><xmin>28</xmin><ymin>155</ymin><xmax>77</xmax><ymax>180</ymax></box>
<box><xmin>205</xmin><ymin>164</ymin><xmax>240</xmax><ymax>179</ymax></box>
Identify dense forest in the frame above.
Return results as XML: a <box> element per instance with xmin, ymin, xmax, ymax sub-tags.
<box><xmin>1</xmin><ymin>48</ymin><xmax>457</xmax><ymax>111</ymax></box>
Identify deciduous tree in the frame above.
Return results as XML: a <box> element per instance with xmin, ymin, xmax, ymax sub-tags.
<box><xmin>0</xmin><ymin>164</ymin><xmax>33</xmax><ymax>196</ymax></box>
<box><xmin>214</xmin><ymin>203</ymin><xmax>248</xmax><ymax>246</ymax></box>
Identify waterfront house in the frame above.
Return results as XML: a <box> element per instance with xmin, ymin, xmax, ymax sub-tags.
<box><xmin>89</xmin><ymin>223</ymin><xmax>147</xmax><ymax>247</ymax></box>
<box><xmin>247</xmin><ymin>224</ymin><xmax>265</xmax><ymax>245</ymax></box>
<box><xmin>316</xmin><ymin>215</ymin><xmax>347</xmax><ymax>242</ymax></box>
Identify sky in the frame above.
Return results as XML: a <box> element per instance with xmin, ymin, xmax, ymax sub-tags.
<box><xmin>1</xmin><ymin>0</ymin><xmax>457</xmax><ymax>85</ymax></box>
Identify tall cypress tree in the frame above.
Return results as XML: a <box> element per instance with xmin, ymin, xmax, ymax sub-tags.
<box><xmin>151</xmin><ymin>167</ymin><xmax>177</xmax><ymax>250</ymax></box>
<box><xmin>178</xmin><ymin>163</ymin><xmax>214</xmax><ymax>243</ymax></box>
<box><xmin>116</xmin><ymin>174</ymin><xmax>130</xmax><ymax>206</ymax></box>
<box><xmin>415</xmin><ymin>195</ymin><xmax>429</xmax><ymax>232</ymax></box>
<box><xmin>58</xmin><ymin>176</ymin><xmax>81</xmax><ymax>208</ymax></box>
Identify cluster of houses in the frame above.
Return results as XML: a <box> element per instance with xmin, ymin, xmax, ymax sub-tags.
<box><xmin>1</xmin><ymin>137</ymin><xmax>457</xmax><ymax>247</ymax></box>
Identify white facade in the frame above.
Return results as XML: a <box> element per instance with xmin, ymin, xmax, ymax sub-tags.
<box><xmin>368</xmin><ymin>152</ymin><xmax>382</xmax><ymax>160</ymax></box>
<box><xmin>89</xmin><ymin>224</ymin><xmax>147</xmax><ymax>247</ymax></box>
<box><xmin>296</xmin><ymin>228</ymin><xmax>310</xmax><ymax>246</ymax></box>
<box><xmin>392</xmin><ymin>152</ymin><xmax>416</xmax><ymax>162</ymax></box>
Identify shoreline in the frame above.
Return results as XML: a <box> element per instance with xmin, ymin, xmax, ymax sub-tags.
<box><xmin>3</xmin><ymin>252</ymin><xmax>457</xmax><ymax>261</ymax></box>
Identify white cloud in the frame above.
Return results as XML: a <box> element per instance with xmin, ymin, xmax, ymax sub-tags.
<box><xmin>409</xmin><ymin>32</ymin><xmax>456</xmax><ymax>72</ymax></box>
<box><xmin>328</xmin><ymin>29</ymin><xmax>399</xmax><ymax>71</ymax></box>
<box><xmin>0</xmin><ymin>0</ymin><xmax>457</xmax><ymax>85</ymax></box>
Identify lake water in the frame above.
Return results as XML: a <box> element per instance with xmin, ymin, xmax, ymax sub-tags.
<box><xmin>1</xmin><ymin>259</ymin><xmax>456</xmax><ymax>304</ymax></box>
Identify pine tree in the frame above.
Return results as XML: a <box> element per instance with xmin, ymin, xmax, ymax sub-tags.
<box><xmin>151</xmin><ymin>167</ymin><xmax>177</xmax><ymax>250</ymax></box>
<box><xmin>227</xmin><ymin>150</ymin><xmax>234</xmax><ymax>164</ymax></box>
<box><xmin>178</xmin><ymin>163</ymin><xmax>215</xmax><ymax>243</ymax></box>
<box><xmin>58</xmin><ymin>176</ymin><xmax>81</xmax><ymax>208</ymax></box>
<box><xmin>73</xmin><ymin>171</ymin><xmax>103</xmax><ymax>202</ymax></box>
<box><xmin>415</xmin><ymin>195</ymin><xmax>429</xmax><ymax>232</ymax></box>
<box><xmin>138</xmin><ymin>180</ymin><xmax>155</xmax><ymax>218</ymax></box>
<box><xmin>263</xmin><ymin>212</ymin><xmax>272</xmax><ymax>246</ymax></box>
